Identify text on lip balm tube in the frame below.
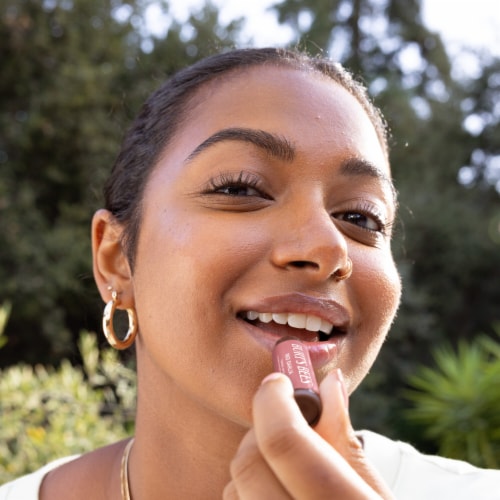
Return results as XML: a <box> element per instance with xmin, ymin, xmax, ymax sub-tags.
<box><xmin>285</xmin><ymin>343</ymin><xmax>314</xmax><ymax>386</ymax></box>
<box><xmin>272</xmin><ymin>337</ymin><xmax>322</xmax><ymax>426</ymax></box>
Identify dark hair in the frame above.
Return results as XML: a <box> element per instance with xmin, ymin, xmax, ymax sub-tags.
<box><xmin>104</xmin><ymin>47</ymin><xmax>389</xmax><ymax>270</ymax></box>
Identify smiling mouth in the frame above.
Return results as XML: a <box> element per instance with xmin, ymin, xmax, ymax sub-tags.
<box><xmin>239</xmin><ymin>311</ymin><xmax>346</xmax><ymax>342</ymax></box>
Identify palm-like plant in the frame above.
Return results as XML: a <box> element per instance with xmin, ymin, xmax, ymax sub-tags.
<box><xmin>405</xmin><ymin>327</ymin><xmax>500</xmax><ymax>468</ymax></box>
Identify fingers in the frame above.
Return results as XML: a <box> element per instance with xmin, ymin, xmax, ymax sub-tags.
<box><xmin>227</xmin><ymin>370</ymin><xmax>394</xmax><ymax>499</ymax></box>
<box><xmin>223</xmin><ymin>430</ymin><xmax>290</xmax><ymax>500</ymax></box>
<box><xmin>316</xmin><ymin>370</ymin><xmax>395</xmax><ymax>500</ymax></box>
<box><xmin>250</xmin><ymin>372</ymin><xmax>380</xmax><ymax>499</ymax></box>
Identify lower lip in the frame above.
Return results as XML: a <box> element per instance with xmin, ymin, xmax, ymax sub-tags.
<box><xmin>308</xmin><ymin>341</ymin><xmax>341</xmax><ymax>367</ymax></box>
<box><xmin>240</xmin><ymin>319</ymin><xmax>342</xmax><ymax>369</ymax></box>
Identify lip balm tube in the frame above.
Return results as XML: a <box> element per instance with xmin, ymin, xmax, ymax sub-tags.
<box><xmin>272</xmin><ymin>336</ymin><xmax>322</xmax><ymax>426</ymax></box>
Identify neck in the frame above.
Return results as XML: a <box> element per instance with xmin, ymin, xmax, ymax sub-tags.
<box><xmin>129</xmin><ymin>357</ymin><xmax>248</xmax><ymax>499</ymax></box>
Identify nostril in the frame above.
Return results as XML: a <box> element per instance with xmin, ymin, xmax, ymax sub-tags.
<box><xmin>288</xmin><ymin>260</ymin><xmax>319</xmax><ymax>270</ymax></box>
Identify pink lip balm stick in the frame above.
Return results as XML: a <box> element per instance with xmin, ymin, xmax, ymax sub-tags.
<box><xmin>272</xmin><ymin>336</ymin><xmax>322</xmax><ymax>426</ymax></box>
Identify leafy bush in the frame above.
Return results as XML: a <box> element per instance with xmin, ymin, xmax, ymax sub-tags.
<box><xmin>404</xmin><ymin>327</ymin><xmax>500</xmax><ymax>468</ymax></box>
<box><xmin>0</xmin><ymin>327</ymin><xmax>136</xmax><ymax>483</ymax></box>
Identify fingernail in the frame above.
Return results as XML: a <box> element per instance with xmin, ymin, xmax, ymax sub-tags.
<box><xmin>261</xmin><ymin>372</ymin><xmax>283</xmax><ymax>385</ymax></box>
<box><xmin>335</xmin><ymin>368</ymin><xmax>349</xmax><ymax>410</ymax></box>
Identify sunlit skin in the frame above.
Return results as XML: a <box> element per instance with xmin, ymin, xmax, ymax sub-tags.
<box><xmin>43</xmin><ymin>66</ymin><xmax>401</xmax><ymax>499</ymax></box>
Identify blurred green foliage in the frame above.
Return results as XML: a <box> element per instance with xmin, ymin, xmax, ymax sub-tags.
<box><xmin>0</xmin><ymin>330</ymin><xmax>136</xmax><ymax>483</ymax></box>
<box><xmin>405</xmin><ymin>326</ymin><xmax>500</xmax><ymax>468</ymax></box>
<box><xmin>0</xmin><ymin>0</ymin><xmax>242</xmax><ymax>366</ymax></box>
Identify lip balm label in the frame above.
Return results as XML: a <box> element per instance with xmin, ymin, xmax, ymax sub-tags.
<box><xmin>272</xmin><ymin>337</ymin><xmax>322</xmax><ymax>426</ymax></box>
<box><xmin>273</xmin><ymin>339</ymin><xmax>319</xmax><ymax>392</ymax></box>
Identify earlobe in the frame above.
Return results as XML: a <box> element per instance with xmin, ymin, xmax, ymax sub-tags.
<box><xmin>92</xmin><ymin>209</ymin><xmax>134</xmax><ymax>308</ymax></box>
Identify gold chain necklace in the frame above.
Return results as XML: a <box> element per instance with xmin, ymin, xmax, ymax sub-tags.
<box><xmin>120</xmin><ymin>438</ymin><xmax>134</xmax><ymax>500</ymax></box>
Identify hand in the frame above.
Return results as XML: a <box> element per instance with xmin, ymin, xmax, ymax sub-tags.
<box><xmin>223</xmin><ymin>369</ymin><xmax>394</xmax><ymax>499</ymax></box>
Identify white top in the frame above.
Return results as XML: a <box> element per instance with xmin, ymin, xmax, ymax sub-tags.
<box><xmin>359</xmin><ymin>430</ymin><xmax>500</xmax><ymax>499</ymax></box>
<box><xmin>0</xmin><ymin>455</ymin><xmax>79</xmax><ymax>499</ymax></box>
<box><xmin>0</xmin><ymin>432</ymin><xmax>499</xmax><ymax>499</ymax></box>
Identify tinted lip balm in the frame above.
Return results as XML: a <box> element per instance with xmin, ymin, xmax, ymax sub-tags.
<box><xmin>272</xmin><ymin>336</ymin><xmax>322</xmax><ymax>426</ymax></box>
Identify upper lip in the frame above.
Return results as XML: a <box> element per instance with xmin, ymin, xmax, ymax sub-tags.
<box><xmin>238</xmin><ymin>292</ymin><xmax>351</xmax><ymax>332</ymax></box>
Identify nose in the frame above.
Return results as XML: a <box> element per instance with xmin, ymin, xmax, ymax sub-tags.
<box><xmin>270</xmin><ymin>204</ymin><xmax>351</xmax><ymax>282</ymax></box>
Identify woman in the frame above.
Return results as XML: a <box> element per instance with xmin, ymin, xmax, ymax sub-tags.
<box><xmin>1</xmin><ymin>48</ymin><xmax>498</xmax><ymax>499</ymax></box>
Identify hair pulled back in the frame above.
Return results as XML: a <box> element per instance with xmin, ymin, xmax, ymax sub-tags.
<box><xmin>104</xmin><ymin>47</ymin><xmax>389</xmax><ymax>270</ymax></box>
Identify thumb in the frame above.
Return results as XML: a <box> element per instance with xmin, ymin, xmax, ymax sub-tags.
<box><xmin>315</xmin><ymin>370</ymin><xmax>395</xmax><ymax>500</ymax></box>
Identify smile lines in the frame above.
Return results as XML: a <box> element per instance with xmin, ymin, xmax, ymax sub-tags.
<box><xmin>243</xmin><ymin>311</ymin><xmax>335</xmax><ymax>335</ymax></box>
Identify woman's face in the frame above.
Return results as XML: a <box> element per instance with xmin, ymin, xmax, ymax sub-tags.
<box><xmin>130</xmin><ymin>66</ymin><xmax>401</xmax><ymax>427</ymax></box>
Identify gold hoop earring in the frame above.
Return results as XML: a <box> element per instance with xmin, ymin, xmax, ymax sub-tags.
<box><xmin>102</xmin><ymin>290</ymin><xmax>137</xmax><ymax>350</ymax></box>
<box><xmin>334</xmin><ymin>257</ymin><xmax>353</xmax><ymax>282</ymax></box>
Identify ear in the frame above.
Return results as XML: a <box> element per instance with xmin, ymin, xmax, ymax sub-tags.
<box><xmin>92</xmin><ymin>209</ymin><xmax>134</xmax><ymax>309</ymax></box>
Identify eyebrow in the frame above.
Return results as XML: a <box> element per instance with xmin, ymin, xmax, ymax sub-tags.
<box><xmin>184</xmin><ymin>127</ymin><xmax>398</xmax><ymax>207</ymax></box>
<box><xmin>185</xmin><ymin>127</ymin><xmax>295</xmax><ymax>163</ymax></box>
<box><xmin>340</xmin><ymin>157</ymin><xmax>398</xmax><ymax>206</ymax></box>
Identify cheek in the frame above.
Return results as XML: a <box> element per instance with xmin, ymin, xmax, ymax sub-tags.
<box><xmin>355</xmin><ymin>247</ymin><xmax>401</xmax><ymax>325</ymax></box>
<box><xmin>130</xmin><ymin>212</ymin><xmax>271</xmax><ymax>424</ymax></box>
<box><xmin>135</xmin><ymin>209</ymin><xmax>262</xmax><ymax>287</ymax></box>
<box><xmin>343</xmin><ymin>249</ymin><xmax>401</xmax><ymax>391</ymax></box>
<box><xmin>131</xmin><ymin>208</ymin><xmax>270</xmax><ymax>363</ymax></box>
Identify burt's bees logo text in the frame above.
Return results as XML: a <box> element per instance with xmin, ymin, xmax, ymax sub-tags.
<box><xmin>272</xmin><ymin>338</ymin><xmax>322</xmax><ymax>425</ymax></box>
<box><xmin>290</xmin><ymin>342</ymin><xmax>313</xmax><ymax>385</ymax></box>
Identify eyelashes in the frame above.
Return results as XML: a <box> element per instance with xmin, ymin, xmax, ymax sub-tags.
<box><xmin>203</xmin><ymin>171</ymin><xmax>270</xmax><ymax>199</ymax></box>
<box><xmin>201</xmin><ymin>170</ymin><xmax>394</xmax><ymax>238</ymax></box>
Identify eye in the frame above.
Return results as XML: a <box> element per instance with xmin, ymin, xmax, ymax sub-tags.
<box><xmin>332</xmin><ymin>200</ymin><xmax>391</xmax><ymax>238</ymax></box>
<box><xmin>205</xmin><ymin>171</ymin><xmax>270</xmax><ymax>199</ymax></box>
<box><xmin>215</xmin><ymin>184</ymin><xmax>261</xmax><ymax>197</ymax></box>
<box><xmin>335</xmin><ymin>211</ymin><xmax>382</xmax><ymax>232</ymax></box>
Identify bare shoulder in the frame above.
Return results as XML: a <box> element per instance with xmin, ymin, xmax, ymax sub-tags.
<box><xmin>40</xmin><ymin>439</ymin><xmax>131</xmax><ymax>500</ymax></box>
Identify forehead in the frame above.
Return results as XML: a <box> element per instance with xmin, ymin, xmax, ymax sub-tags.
<box><xmin>158</xmin><ymin>65</ymin><xmax>389</xmax><ymax>176</ymax></box>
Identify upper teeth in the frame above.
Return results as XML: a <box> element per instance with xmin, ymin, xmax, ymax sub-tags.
<box><xmin>244</xmin><ymin>311</ymin><xmax>334</xmax><ymax>335</ymax></box>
